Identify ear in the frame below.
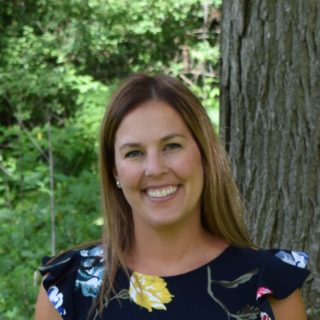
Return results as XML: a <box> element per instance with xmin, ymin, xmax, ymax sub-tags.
<box><xmin>113</xmin><ymin>168</ymin><xmax>122</xmax><ymax>189</ymax></box>
<box><xmin>113</xmin><ymin>167</ymin><xmax>119</xmax><ymax>181</ymax></box>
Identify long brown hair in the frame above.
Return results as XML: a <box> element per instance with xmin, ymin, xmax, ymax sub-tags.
<box><xmin>97</xmin><ymin>73</ymin><xmax>252</xmax><ymax>312</ymax></box>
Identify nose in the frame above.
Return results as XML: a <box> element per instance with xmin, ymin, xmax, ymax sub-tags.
<box><xmin>144</xmin><ymin>151</ymin><xmax>168</xmax><ymax>177</ymax></box>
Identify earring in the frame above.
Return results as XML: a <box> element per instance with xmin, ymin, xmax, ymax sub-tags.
<box><xmin>116</xmin><ymin>180</ymin><xmax>121</xmax><ymax>188</ymax></box>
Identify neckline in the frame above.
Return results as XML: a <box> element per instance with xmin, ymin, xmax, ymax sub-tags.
<box><xmin>129</xmin><ymin>245</ymin><xmax>234</xmax><ymax>279</ymax></box>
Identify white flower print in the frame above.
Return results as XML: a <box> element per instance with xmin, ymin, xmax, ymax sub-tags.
<box><xmin>47</xmin><ymin>286</ymin><xmax>66</xmax><ymax>316</ymax></box>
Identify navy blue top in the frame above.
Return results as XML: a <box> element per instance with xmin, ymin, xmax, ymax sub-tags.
<box><xmin>39</xmin><ymin>244</ymin><xmax>309</xmax><ymax>320</ymax></box>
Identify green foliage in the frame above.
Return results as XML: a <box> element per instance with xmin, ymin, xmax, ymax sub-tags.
<box><xmin>0</xmin><ymin>0</ymin><xmax>221</xmax><ymax>318</ymax></box>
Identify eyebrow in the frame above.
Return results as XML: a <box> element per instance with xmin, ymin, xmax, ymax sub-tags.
<box><xmin>118</xmin><ymin>134</ymin><xmax>186</xmax><ymax>151</ymax></box>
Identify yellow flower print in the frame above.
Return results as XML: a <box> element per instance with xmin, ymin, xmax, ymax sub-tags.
<box><xmin>129</xmin><ymin>272</ymin><xmax>174</xmax><ymax>312</ymax></box>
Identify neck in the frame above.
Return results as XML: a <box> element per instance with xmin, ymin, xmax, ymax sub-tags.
<box><xmin>126</xmin><ymin>220</ymin><xmax>228</xmax><ymax>276</ymax></box>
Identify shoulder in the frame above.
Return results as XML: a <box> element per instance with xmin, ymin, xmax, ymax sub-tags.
<box><xmin>221</xmin><ymin>246</ymin><xmax>310</xmax><ymax>295</ymax></box>
<box><xmin>249</xmin><ymin>248</ymin><xmax>309</xmax><ymax>297</ymax></box>
<box><xmin>38</xmin><ymin>243</ymin><xmax>104</xmax><ymax>319</ymax></box>
<box><xmin>228</xmin><ymin>246</ymin><xmax>310</xmax><ymax>289</ymax></box>
<box><xmin>228</xmin><ymin>246</ymin><xmax>308</xmax><ymax>268</ymax></box>
<box><xmin>40</xmin><ymin>243</ymin><xmax>104</xmax><ymax>290</ymax></box>
<box><xmin>223</xmin><ymin>246</ymin><xmax>309</xmax><ymax>319</ymax></box>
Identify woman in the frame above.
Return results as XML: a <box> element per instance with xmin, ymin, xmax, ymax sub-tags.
<box><xmin>35</xmin><ymin>74</ymin><xmax>309</xmax><ymax>320</ymax></box>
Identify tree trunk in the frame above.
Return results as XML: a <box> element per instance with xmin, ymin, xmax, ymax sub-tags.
<box><xmin>220</xmin><ymin>0</ymin><xmax>320</xmax><ymax>317</ymax></box>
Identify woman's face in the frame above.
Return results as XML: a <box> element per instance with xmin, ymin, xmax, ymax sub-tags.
<box><xmin>114</xmin><ymin>100</ymin><xmax>204</xmax><ymax>232</ymax></box>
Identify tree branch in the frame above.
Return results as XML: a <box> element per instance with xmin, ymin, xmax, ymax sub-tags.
<box><xmin>47</xmin><ymin>109</ymin><xmax>56</xmax><ymax>256</ymax></box>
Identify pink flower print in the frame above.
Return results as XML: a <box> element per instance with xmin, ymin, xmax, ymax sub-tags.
<box><xmin>260</xmin><ymin>311</ymin><xmax>272</xmax><ymax>320</ymax></box>
<box><xmin>256</xmin><ymin>287</ymin><xmax>273</xmax><ymax>300</ymax></box>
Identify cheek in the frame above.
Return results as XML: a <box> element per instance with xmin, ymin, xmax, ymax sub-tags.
<box><xmin>175</xmin><ymin>149</ymin><xmax>203</xmax><ymax>178</ymax></box>
<box><xmin>116</xmin><ymin>162</ymin><xmax>142</xmax><ymax>188</ymax></box>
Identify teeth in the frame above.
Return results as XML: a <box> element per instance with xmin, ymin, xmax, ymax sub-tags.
<box><xmin>146</xmin><ymin>186</ymin><xmax>178</xmax><ymax>198</ymax></box>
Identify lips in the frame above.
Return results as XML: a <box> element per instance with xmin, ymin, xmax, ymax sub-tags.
<box><xmin>145</xmin><ymin>185</ymin><xmax>178</xmax><ymax>198</ymax></box>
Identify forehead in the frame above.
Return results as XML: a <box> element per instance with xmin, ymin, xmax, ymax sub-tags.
<box><xmin>114</xmin><ymin>100</ymin><xmax>192</xmax><ymax>145</ymax></box>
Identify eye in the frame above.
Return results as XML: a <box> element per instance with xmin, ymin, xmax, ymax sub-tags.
<box><xmin>124</xmin><ymin>150</ymin><xmax>143</xmax><ymax>159</ymax></box>
<box><xmin>164</xmin><ymin>143</ymin><xmax>182</xmax><ymax>151</ymax></box>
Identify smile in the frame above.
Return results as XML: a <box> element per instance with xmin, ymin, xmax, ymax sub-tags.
<box><xmin>146</xmin><ymin>185</ymin><xmax>178</xmax><ymax>198</ymax></box>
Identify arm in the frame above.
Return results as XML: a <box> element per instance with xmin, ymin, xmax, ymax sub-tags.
<box><xmin>269</xmin><ymin>289</ymin><xmax>307</xmax><ymax>320</ymax></box>
<box><xmin>35</xmin><ymin>284</ymin><xmax>62</xmax><ymax>320</ymax></box>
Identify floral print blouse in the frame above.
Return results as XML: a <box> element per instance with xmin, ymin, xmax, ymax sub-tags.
<box><xmin>39</xmin><ymin>245</ymin><xmax>309</xmax><ymax>320</ymax></box>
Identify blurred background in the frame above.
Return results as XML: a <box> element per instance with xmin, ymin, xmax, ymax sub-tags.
<box><xmin>0</xmin><ymin>0</ymin><xmax>222</xmax><ymax>318</ymax></box>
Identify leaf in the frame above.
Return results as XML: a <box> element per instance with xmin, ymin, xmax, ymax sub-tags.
<box><xmin>236</xmin><ymin>304</ymin><xmax>260</xmax><ymax>320</ymax></box>
<box><xmin>212</xmin><ymin>269</ymin><xmax>258</xmax><ymax>288</ymax></box>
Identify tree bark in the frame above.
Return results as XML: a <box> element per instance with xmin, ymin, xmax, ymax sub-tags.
<box><xmin>220</xmin><ymin>0</ymin><xmax>320</xmax><ymax>317</ymax></box>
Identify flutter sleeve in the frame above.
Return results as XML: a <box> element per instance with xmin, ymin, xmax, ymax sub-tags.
<box><xmin>39</xmin><ymin>249</ymin><xmax>81</xmax><ymax>320</ymax></box>
<box><xmin>256</xmin><ymin>249</ymin><xmax>310</xmax><ymax>319</ymax></box>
